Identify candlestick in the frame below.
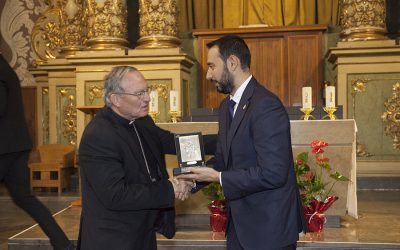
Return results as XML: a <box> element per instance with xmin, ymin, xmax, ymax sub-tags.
<box><xmin>170</xmin><ymin>90</ymin><xmax>178</xmax><ymax>112</ymax></box>
<box><xmin>325</xmin><ymin>86</ymin><xmax>335</xmax><ymax>108</ymax></box>
<box><xmin>149</xmin><ymin>90</ymin><xmax>158</xmax><ymax>113</ymax></box>
<box><xmin>300</xmin><ymin>108</ymin><xmax>315</xmax><ymax>121</ymax></box>
<box><xmin>302</xmin><ymin>87</ymin><xmax>312</xmax><ymax>109</ymax></box>
<box><xmin>322</xmin><ymin>107</ymin><xmax>337</xmax><ymax>120</ymax></box>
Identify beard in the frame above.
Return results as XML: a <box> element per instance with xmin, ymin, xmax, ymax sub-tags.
<box><xmin>215</xmin><ymin>65</ymin><xmax>234</xmax><ymax>94</ymax></box>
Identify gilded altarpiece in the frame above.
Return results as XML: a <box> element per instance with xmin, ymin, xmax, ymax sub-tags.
<box><xmin>347</xmin><ymin>73</ymin><xmax>400</xmax><ymax>162</ymax></box>
<box><xmin>56</xmin><ymin>86</ymin><xmax>77</xmax><ymax>145</ymax></box>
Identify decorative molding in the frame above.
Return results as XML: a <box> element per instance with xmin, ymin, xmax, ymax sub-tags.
<box><xmin>382</xmin><ymin>82</ymin><xmax>400</xmax><ymax>150</ymax></box>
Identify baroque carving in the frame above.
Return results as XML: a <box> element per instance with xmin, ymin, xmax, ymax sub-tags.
<box><xmin>31</xmin><ymin>8</ymin><xmax>62</xmax><ymax>63</ymax></box>
<box><xmin>59</xmin><ymin>88</ymin><xmax>77</xmax><ymax>145</ymax></box>
<box><xmin>88</xmin><ymin>85</ymin><xmax>104</xmax><ymax>104</ymax></box>
<box><xmin>149</xmin><ymin>84</ymin><xmax>168</xmax><ymax>103</ymax></box>
<box><xmin>85</xmin><ymin>0</ymin><xmax>128</xmax><ymax>49</ymax></box>
<box><xmin>59</xmin><ymin>0</ymin><xmax>86</xmax><ymax>55</ymax></box>
<box><xmin>382</xmin><ymin>82</ymin><xmax>400</xmax><ymax>150</ymax></box>
<box><xmin>137</xmin><ymin>0</ymin><xmax>180</xmax><ymax>48</ymax></box>
<box><xmin>339</xmin><ymin>0</ymin><xmax>387</xmax><ymax>41</ymax></box>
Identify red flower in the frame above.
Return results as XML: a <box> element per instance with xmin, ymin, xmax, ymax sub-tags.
<box><xmin>310</xmin><ymin>140</ymin><xmax>328</xmax><ymax>149</ymax></box>
<box><xmin>296</xmin><ymin>159</ymin><xmax>304</xmax><ymax>165</ymax></box>
<box><xmin>312</xmin><ymin>148</ymin><xmax>325</xmax><ymax>154</ymax></box>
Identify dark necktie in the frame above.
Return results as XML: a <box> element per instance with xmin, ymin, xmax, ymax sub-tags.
<box><xmin>228</xmin><ymin>99</ymin><xmax>236</xmax><ymax>119</ymax></box>
<box><xmin>130</xmin><ymin>121</ymin><xmax>157</xmax><ymax>182</ymax></box>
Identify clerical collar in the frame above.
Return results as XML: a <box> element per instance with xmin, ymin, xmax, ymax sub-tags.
<box><xmin>105</xmin><ymin>106</ymin><xmax>133</xmax><ymax>128</ymax></box>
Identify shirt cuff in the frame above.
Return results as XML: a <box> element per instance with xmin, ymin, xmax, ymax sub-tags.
<box><xmin>219</xmin><ymin>172</ymin><xmax>223</xmax><ymax>186</ymax></box>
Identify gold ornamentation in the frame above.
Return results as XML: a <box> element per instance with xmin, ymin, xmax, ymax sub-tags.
<box><xmin>148</xmin><ymin>111</ymin><xmax>160</xmax><ymax>123</ymax></box>
<box><xmin>137</xmin><ymin>0</ymin><xmax>180</xmax><ymax>48</ymax></box>
<box><xmin>85</xmin><ymin>0</ymin><xmax>128</xmax><ymax>49</ymax></box>
<box><xmin>339</xmin><ymin>0</ymin><xmax>387</xmax><ymax>41</ymax></box>
<box><xmin>382</xmin><ymin>82</ymin><xmax>400</xmax><ymax>150</ymax></box>
<box><xmin>63</xmin><ymin>95</ymin><xmax>77</xmax><ymax>145</ymax></box>
<box><xmin>59</xmin><ymin>0</ymin><xmax>85</xmax><ymax>55</ymax></box>
<box><xmin>351</xmin><ymin>79</ymin><xmax>372</xmax><ymax>157</ymax></box>
<box><xmin>299</xmin><ymin>108</ymin><xmax>315</xmax><ymax>121</ymax></box>
<box><xmin>168</xmin><ymin>110</ymin><xmax>181</xmax><ymax>123</ymax></box>
<box><xmin>322</xmin><ymin>107</ymin><xmax>338</xmax><ymax>120</ymax></box>
<box><xmin>42</xmin><ymin>87</ymin><xmax>50</xmax><ymax>144</ymax></box>
<box><xmin>149</xmin><ymin>84</ymin><xmax>168</xmax><ymax>103</ymax></box>
<box><xmin>88</xmin><ymin>85</ymin><xmax>104</xmax><ymax>104</ymax></box>
<box><xmin>31</xmin><ymin>7</ymin><xmax>62</xmax><ymax>63</ymax></box>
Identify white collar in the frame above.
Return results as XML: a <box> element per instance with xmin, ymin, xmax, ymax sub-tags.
<box><xmin>230</xmin><ymin>75</ymin><xmax>252</xmax><ymax>104</ymax></box>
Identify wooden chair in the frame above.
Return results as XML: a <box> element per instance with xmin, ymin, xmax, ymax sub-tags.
<box><xmin>29</xmin><ymin>144</ymin><xmax>75</xmax><ymax>194</ymax></box>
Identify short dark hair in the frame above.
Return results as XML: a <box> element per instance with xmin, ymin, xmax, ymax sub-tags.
<box><xmin>206</xmin><ymin>35</ymin><xmax>251</xmax><ymax>70</ymax></box>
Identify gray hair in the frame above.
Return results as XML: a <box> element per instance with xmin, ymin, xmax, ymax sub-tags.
<box><xmin>103</xmin><ymin>66</ymin><xmax>138</xmax><ymax>107</ymax></box>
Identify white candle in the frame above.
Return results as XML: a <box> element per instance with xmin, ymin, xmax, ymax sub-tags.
<box><xmin>302</xmin><ymin>87</ymin><xmax>312</xmax><ymax>109</ymax></box>
<box><xmin>325</xmin><ymin>86</ymin><xmax>335</xmax><ymax>108</ymax></box>
<box><xmin>170</xmin><ymin>90</ymin><xmax>178</xmax><ymax>111</ymax></box>
<box><xmin>149</xmin><ymin>90</ymin><xmax>158</xmax><ymax>112</ymax></box>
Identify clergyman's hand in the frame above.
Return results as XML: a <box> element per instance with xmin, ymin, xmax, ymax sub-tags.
<box><xmin>169</xmin><ymin>178</ymin><xmax>192</xmax><ymax>201</ymax></box>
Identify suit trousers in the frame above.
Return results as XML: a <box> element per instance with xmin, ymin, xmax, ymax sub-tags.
<box><xmin>0</xmin><ymin>150</ymin><xmax>71</xmax><ymax>250</ymax></box>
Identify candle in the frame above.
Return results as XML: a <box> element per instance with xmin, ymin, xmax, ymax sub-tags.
<box><xmin>302</xmin><ymin>87</ymin><xmax>312</xmax><ymax>109</ymax></box>
<box><xmin>149</xmin><ymin>90</ymin><xmax>158</xmax><ymax>112</ymax></box>
<box><xmin>170</xmin><ymin>90</ymin><xmax>178</xmax><ymax>111</ymax></box>
<box><xmin>325</xmin><ymin>86</ymin><xmax>335</xmax><ymax>108</ymax></box>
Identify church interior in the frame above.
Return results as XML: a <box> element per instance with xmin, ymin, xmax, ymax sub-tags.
<box><xmin>1</xmin><ymin>0</ymin><xmax>400</xmax><ymax>249</ymax></box>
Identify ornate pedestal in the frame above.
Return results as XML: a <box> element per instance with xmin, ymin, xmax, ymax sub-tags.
<box><xmin>327</xmin><ymin>40</ymin><xmax>400</xmax><ymax>175</ymax></box>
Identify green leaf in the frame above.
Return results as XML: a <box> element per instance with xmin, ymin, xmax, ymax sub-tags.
<box><xmin>330</xmin><ymin>171</ymin><xmax>350</xmax><ymax>181</ymax></box>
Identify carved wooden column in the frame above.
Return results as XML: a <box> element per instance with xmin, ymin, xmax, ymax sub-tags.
<box><xmin>340</xmin><ymin>0</ymin><xmax>388</xmax><ymax>41</ymax></box>
<box><xmin>136</xmin><ymin>0</ymin><xmax>180</xmax><ymax>48</ymax></box>
<box><xmin>85</xmin><ymin>0</ymin><xmax>129</xmax><ymax>49</ymax></box>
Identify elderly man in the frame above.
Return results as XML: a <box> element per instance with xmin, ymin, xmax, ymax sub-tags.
<box><xmin>77</xmin><ymin>66</ymin><xmax>204</xmax><ymax>250</ymax></box>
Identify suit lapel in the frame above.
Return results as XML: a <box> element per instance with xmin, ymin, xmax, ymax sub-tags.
<box><xmin>220</xmin><ymin>98</ymin><xmax>230</xmax><ymax>166</ymax></box>
<box><xmin>226</xmin><ymin>78</ymin><xmax>256</xmax><ymax>151</ymax></box>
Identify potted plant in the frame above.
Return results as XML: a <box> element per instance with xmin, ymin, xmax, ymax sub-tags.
<box><xmin>294</xmin><ymin>140</ymin><xmax>349</xmax><ymax>232</ymax></box>
<box><xmin>201</xmin><ymin>182</ymin><xmax>227</xmax><ymax>232</ymax></box>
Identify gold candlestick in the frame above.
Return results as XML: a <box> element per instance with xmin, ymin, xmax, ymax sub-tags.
<box><xmin>323</xmin><ymin>107</ymin><xmax>337</xmax><ymax>120</ymax></box>
<box><xmin>148</xmin><ymin>111</ymin><xmax>160</xmax><ymax>122</ymax></box>
<box><xmin>300</xmin><ymin>108</ymin><xmax>315</xmax><ymax>121</ymax></box>
<box><xmin>169</xmin><ymin>110</ymin><xmax>181</xmax><ymax>123</ymax></box>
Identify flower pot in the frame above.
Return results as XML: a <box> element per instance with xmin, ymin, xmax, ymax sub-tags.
<box><xmin>210</xmin><ymin>213</ymin><xmax>227</xmax><ymax>232</ymax></box>
<box><xmin>208</xmin><ymin>200</ymin><xmax>227</xmax><ymax>232</ymax></box>
<box><xmin>305</xmin><ymin>212</ymin><xmax>325</xmax><ymax>232</ymax></box>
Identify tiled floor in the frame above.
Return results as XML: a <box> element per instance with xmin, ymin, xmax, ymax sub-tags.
<box><xmin>1</xmin><ymin>186</ymin><xmax>400</xmax><ymax>249</ymax></box>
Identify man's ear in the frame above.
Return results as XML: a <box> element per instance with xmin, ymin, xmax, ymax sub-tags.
<box><xmin>226</xmin><ymin>55</ymin><xmax>240</xmax><ymax>72</ymax></box>
<box><xmin>110</xmin><ymin>93</ymin><xmax>120</xmax><ymax>107</ymax></box>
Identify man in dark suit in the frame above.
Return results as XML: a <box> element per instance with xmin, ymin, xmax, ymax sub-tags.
<box><xmin>182</xmin><ymin>35</ymin><xmax>306</xmax><ymax>250</ymax></box>
<box><xmin>77</xmin><ymin>66</ymin><xmax>196</xmax><ymax>250</ymax></box>
<box><xmin>0</xmin><ymin>54</ymin><xmax>73</xmax><ymax>250</ymax></box>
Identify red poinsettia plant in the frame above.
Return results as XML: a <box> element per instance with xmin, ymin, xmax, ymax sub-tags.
<box><xmin>294</xmin><ymin>140</ymin><xmax>349</xmax><ymax>210</ymax></box>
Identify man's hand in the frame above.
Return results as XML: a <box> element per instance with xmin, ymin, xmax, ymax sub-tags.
<box><xmin>177</xmin><ymin>167</ymin><xmax>220</xmax><ymax>183</ymax></box>
<box><xmin>169</xmin><ymin>178</ymin><xmax>193</xmax><ymax>201</ymax></box>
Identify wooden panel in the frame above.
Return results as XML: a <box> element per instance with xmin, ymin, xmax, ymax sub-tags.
<box><xmin>194</xmin><ymin>25</ymin><xmax>327</xmax><ymax>108</ymax></box>
<box><xmin>22</xmin><ymin>86</ymin><xmax>37</xmax><ymax>146</ymax></box>
<box><xmin>287</xmin><ymin>34</ymin><xmax>322</xmax><ymax>106</ymax></box>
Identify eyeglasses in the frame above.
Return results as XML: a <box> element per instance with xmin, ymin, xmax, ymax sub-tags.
<box><xmin>113</xmin><ymin>90</ymin><xmax>148</xmax><ymax>97</ymax></box>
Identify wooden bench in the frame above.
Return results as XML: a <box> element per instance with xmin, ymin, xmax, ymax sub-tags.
<box><xmin>29</xmin><ymin>144</ymin><xmax>75</xmax><ymax>194</ymax></box>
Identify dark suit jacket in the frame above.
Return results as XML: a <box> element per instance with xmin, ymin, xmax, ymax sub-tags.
<box><xmin>214</xmin><ymin>77</ymin><xmax>306</xmax><ymax>249</ymax></box>
<box><xmin>78</xmin><ymin>107</ymin><xmax>177</xmax><ymax>250</ymax></box>
<box><xmin>0</xmin><ymin>55</ymin><xmax>32</xmax><ymax>155</ymax></box>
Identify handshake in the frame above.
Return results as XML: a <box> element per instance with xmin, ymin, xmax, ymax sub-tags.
<box><xmin>169</xmin><ymin>178</ymin><xmax>194</xmax><ymax>201</ymax></box>
<box><xmin>168</xmin><ymin>166</ymin><xmax>220</xmax><ymax>201</ymax></box>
